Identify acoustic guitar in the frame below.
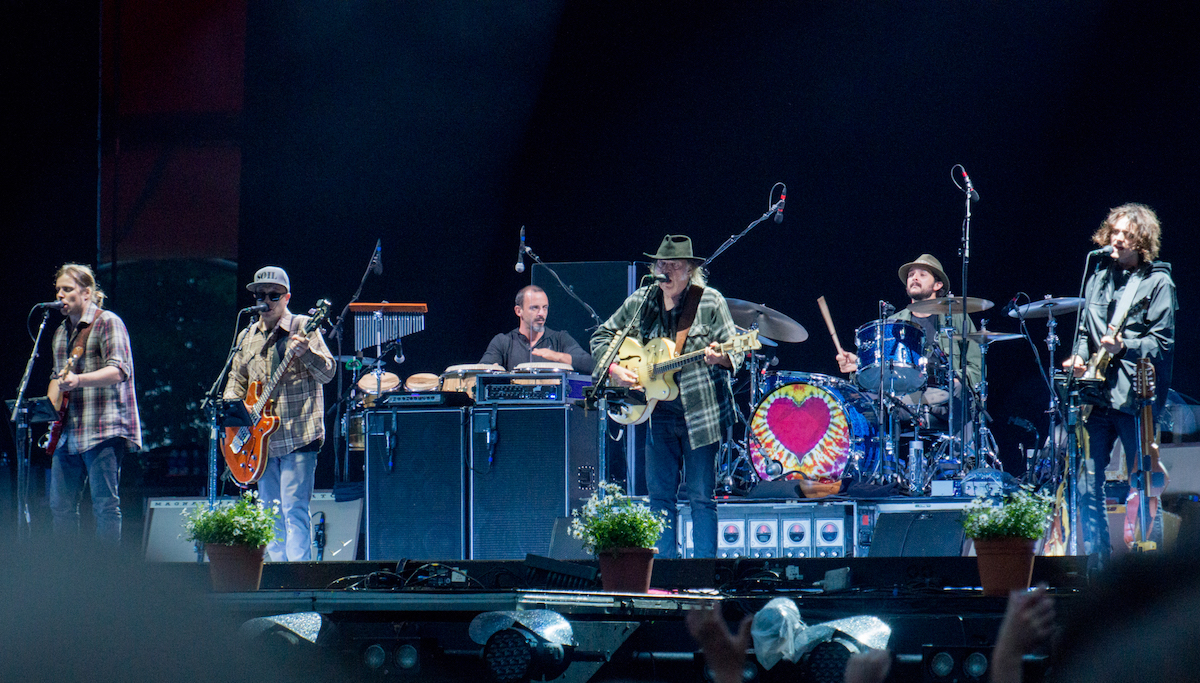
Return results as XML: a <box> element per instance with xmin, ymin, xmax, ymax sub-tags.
<box><xmin>1124</xmin><ymin>358</ymin><xmax>1168</xmax><ymax>551</ymax></box>
<box><xmin>222</xmin><ymin>300</ymin><xmax>330</xmax><ymax>485</ymax></box>
<box><xmin>607</xmin><ymin>330</ymin><xmax>761</xmax><ymax>425</ymax></box>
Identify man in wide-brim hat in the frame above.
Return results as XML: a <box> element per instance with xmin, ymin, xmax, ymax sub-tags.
<box><xmin>590</xmin><ymin>234</ymin><xmax>740</xmax><ymax>559</ymax></box>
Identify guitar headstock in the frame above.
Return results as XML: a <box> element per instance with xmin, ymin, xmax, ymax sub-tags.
<box><xmin>304</xmin><ymin>299</ymin><xmax>332</xmax><ymax>335</ymax></box>
<box><xmin>1135</xmin><ymin>358</ymin><xmax>1156</xmax><ymax>400</ymax></box>
<box><xmin>727</xmin><ymin>329</ymin><xmax>763</xmax><ymax>354</ymax></box>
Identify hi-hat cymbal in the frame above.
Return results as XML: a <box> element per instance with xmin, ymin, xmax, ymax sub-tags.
<box><xmin>726</xmin><ymin>299</ymin><xmax>808</xmax><ymax>342</ymax></box>
<box><xmin>1009</xmin><ymin>297</ymin><xmax>1084</xmax><ymax>319</ymax></box>
<box><xmin>951</xmin><ymin>330</ymin><xmax>1025</xmax><ymax>344</ymax></box>
<box><xmin>906</xmin><ymin>296</ymin><xmax>994</xmax><ymax>316</ymax></box>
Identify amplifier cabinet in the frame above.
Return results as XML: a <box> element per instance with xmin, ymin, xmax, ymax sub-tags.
<box><xmin>364</xmin><ymin>408</ymin><xmax>468</xmax><ymax>560</ymax></box>
<box><xmin>469</xmin><ymin>404</ymin><xmax>599</xmax><ymax>559</ymax></box>
<box><xmin>678</xmin><ymin>501</ymin><xmax>856</xmax><ymax>559</ymax></box>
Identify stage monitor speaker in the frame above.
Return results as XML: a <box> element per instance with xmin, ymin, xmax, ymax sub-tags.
<box><xmin>143</xmin><ymin>492</ymin><xmax>362</xmax><ymax>562</ymax></box>
<box><xmin>365</xmin><ymin>408</ymin><xmax>468</xmax><ymax>560</ymax></box>
<box><xmin>470</xmin><ymin>404</ymin><xmax>598</xmax><ymax>559</ymax></box>
<box><xmin>869</xmin><ymin>511</ymin><xmax>966</xmax><ymax>557</ymax></box>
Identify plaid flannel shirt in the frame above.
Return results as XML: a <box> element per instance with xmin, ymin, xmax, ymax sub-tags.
<box><xmin>224</xmin><ymin>311</ymin><xmax>335</xmax><ymax>458</ymax></box>
<box><xmin>51</xmin><ymin>304</ymin><xmax>142</xmax><ymax>453</ymax></box>
<box><xmin>591</xmin><ymin>285</ymin><xmax>740</xmax><ymax>449</ymax></box>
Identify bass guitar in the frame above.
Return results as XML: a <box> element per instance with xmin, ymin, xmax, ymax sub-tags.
<box><xmin>42</xmin><ymin>345</ymin><xmax>85</xmax><ymax>455</ymax></box>
<box><xmin>222</xmin><ymin>300</ymin><xmax>330</xmax><ymax>485</ymax></box>
<box><xmin>1124</xmin><ymin>358</ymin><xmax>1168</xmax><ymax>551</ymax></box>
<box><xmin>607</xmin><ymin>330</ymin><xmax>761</xmax><ymax>425</ymax></box>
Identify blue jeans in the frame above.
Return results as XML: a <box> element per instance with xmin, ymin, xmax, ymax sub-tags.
<box><xmin>1082</xmin><ymin>407</ymin><xmax>1139</xmax><ymax>559</ymax></box>
<box><xmin>256</xmin><ymin>450</ymin><xmax>318</xmax><ymax>562</ymax></box>
<box><xmin>50</xmin><ymin>437</ymin><xmax>125</xmax><ymax>544</ymax></box>
<box><xmin>645</xmin><ymin>410</ymin><xmax>718</xmax><ymax>558</ymax></box>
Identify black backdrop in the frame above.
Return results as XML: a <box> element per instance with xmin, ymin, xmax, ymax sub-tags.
<box><xmin>5</xmin><ymin>1</ymin><xmax>1199</xmax><ymax>492</ymax></box>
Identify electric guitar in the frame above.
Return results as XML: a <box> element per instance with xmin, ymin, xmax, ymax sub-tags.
<box><xmin>42</xmin><ymin>346</ymin><xmax>84</xmax><ymax>455</ymax></box>
<box><xmin>1079</xmin><ymin>296</ymin><xmax>1149</xmax><ymax>422</ymax></box>
<box><xmin>1124</xmin><ymin>358</ymin><xmax>1168</xmax><ymax>551</ymax></box>
<box><xmin>607</xmin><ymin>330</ymin><xmax>761</xmax><ymax>425</ymax></box>
<box><xmin>222</xmin><ymin>300</ymin><xmax>330</xmax><ymax>485</ymax></box>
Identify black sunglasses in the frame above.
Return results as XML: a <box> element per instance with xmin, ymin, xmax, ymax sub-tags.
<box><xmin>254</xmin><ymin>291</ymin><xmax>285</xmax><ymax>302</ymax></box>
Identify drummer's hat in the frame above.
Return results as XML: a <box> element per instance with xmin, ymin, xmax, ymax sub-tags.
<box><xmin>897</xmin><ymin>254</ymin><xmax>948</xmax><ymax>288</ymax></box>
<box><xmin>645</xmin><ymin>234</ymin><xmax>703</xmax><ymax>262</ymax></box>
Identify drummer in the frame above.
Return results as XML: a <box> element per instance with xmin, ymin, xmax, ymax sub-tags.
<box><xmin>479</xmin><ymin>285</ymin><xmax>594</xmax><ymax>373</ymax></box>
<box><xmin>835</xmin><ymin>254</ymin><xmax>982</xmax><ymax>417</ymax></box>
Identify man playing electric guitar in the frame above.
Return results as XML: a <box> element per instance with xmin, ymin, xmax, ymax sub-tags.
<box><xmin>1063</xmin><ymin>203</ymin><xmax>1176</xmax><ymax>561</ymax></box>
<box><xmin>224</xmin><ymin>267</ymin><xmax>334</xmax><ymax>562</ymax></box>
<box><xmin>47</xmin><ymin>263</ymin><xmax>142</xmax><ymax>544</ymax></box>
<box><xmin>591</xmin><ymin>235</ymin><xmax>740</xmax><ymax>559</ymax></box>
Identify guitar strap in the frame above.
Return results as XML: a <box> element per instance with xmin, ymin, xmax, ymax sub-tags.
<box><xmin>673</xmin><ymin>285</ymin><xmax>704</xmax><ymax>354</ymax></box>
<box><xmin>1107</xmin><ymin>266</ymin><xmax>1145</xmax><ymax>336</ymax></box>
<box><xmin>66</xmin><ymin>319</ymin><xmax>96</xmax><ymax>373</ymax></box>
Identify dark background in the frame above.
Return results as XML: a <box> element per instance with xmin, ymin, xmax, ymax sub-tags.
<box><xmin>4</xmin><ymin>1</ymin><xmax>1198</xmax><ymax>534</ymax></box>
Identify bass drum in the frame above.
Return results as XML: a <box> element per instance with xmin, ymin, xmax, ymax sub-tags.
<box><xmin>749</xmin><ymin>373</ymin><xmax>880</xmax><ymax>493</ymax></box>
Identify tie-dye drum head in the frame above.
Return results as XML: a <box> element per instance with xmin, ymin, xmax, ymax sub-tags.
<box><xmin>749</xmin><ymin>379</ymin><xmax>878</xmax><ymax>484</ymax></box>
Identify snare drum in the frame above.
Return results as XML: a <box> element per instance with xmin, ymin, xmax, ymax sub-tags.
<box><xmin>441</xmin><ymin>363</ymin><xmax>503</xmax><ymax>399</ymax></box>
<box><xmin>854</xmin><ymin>320</ymin><xmax>926</xmax><ymax>394</ymax></box>
<box><xmin>748</xmin><ymin>374</ymin><xmax>880</xmax><ymax>492</ymax></box>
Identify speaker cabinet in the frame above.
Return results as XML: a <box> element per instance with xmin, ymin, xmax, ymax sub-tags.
<box><xmin>469</xmin><ymin>405</ymin><xmax>599</xmax><ymax>559</ymax></box>
<box><xmin>365</xmin><ymin>408</ymin><xmax>468</xmax><ymax>560</ymax></box>
<box><xmin>869</xmin><ymin>511</ymin><xmax>966</xmax><ymax>557</ymax></box>
<box><xmin>143</xmin><ymin>492</ymin><xmax>362</xmax><ymax>562</ymax></box>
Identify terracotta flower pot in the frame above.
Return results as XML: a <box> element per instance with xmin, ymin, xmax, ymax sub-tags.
<box><xmin>597</xmin><ymin>547</ymin><xmax>657</xmax><ymax>593</ymax></box>
<box><xmin>205</xmin><ymin>543</ymin><xmax>266</xmax><ymax>592</ymax></box>
<box><xmin>973</xmin><ymin>537</ymin><xmax>1036</xmax><ymax>596</ymax></box>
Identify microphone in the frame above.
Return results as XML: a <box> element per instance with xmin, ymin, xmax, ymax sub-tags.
<box><xmin>879</xmin><ymin>300</ymin><xmax>895</xmax><ymax>315</ymax></box>
<box><xmin>241</xmin><ymin>303</ymin><xmax>270</xmax><ymax>314</ymax></box>
<box><xmin>959</xmin><ymin>167</ymin><xmax>980</xmax><ymax>201</ymax></box>
<box><xmin>34</xmin><ymin>301</ymin><xmax>66</xmax><ymax>310</ymax></box>
<box><xmin>648</xmin><ymin>272</ymin><xmax>669</xmax><ymax>283</ymax></box>
<box><xmin>514</xmin><ymin>226</ymin><xmax>526</xmax><ymax>273</ymax></box>
<box><xmin>1001</xmin><ymin>295</ymin><xmax>1020</xmax><ymax>317</ymax></box>
<box><xmin>773</xmin><ymin>190</ymin><xmax>786</xmax><ymax>224</ymax></box>
<box><xmin>1088</xmin><ymin>245</ymin><xmax>1115</xmax><ymax>257</ymax></box>
<box><xmin>371</xmin><ymin>238</ymin><xmax>383</xmax><ymax>276</ymax></box>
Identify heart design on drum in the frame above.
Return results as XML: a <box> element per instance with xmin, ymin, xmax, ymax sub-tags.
<box><xmin>765</xmin><ymin>395</ymin><xmax>830</xmax><ymax>457</ymax></box>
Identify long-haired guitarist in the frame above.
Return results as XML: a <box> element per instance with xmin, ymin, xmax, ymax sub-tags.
<box><xmin>590</xmin><ymin>235</ymin><xmax>740</xmax><ymax>559</ymax></box>
<box><xmin>47</xmin><ymin>263</ymin><xmax>141</xmax><ymax>544</ymax></box>
<box><xmin>223</xmin><ymin>266</ymin><xmax>334</xmax><ymax>562</ymax></box>
<box><xmin>1063</xmin><ymin>203</ymin><xmax>1177</xmax><ymax>559</ymax></box>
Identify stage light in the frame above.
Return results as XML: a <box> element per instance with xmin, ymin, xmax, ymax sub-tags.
<box><xmin>363</xmin><ymin>643</ymin><xmax>387</xmax><ymax>670</ymax></box>
<box><xmin>395</xmin><ymin>643</ymin><xmax>420</xmax><ymax>670</ymax></box>
<box><xmin>964</xmin><ymin>651</ymin><xmax>989</xmax><ymax>678</ymax></box>
<box><xmin>472</xmin><ymin>610</ymin><xmax>576</xmax><ymax>683</ymax></box>
<box><xmin>929</xmin><ymin>651</ymin><xmax>955</xmax><ymax>678</ymax></box>
<box><xmin>923</xmin><ymin>646</ymin><xmax>992</xmax><ymax>682</ymax></box>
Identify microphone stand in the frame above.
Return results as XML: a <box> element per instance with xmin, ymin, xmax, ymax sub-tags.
<box><xmin>327</xmin><ymin>241</ymin><xmax>384</xmax><ymax>482</ymax></box>
<box><xmin>522</xmin><ymin>244</ymin><xmax>604</xmax><ymax>331</ymax></box>
<box><xmin>588</xmin><ymin>276</ymin><xmax>661</xmax><ymax>488</ymax></box>
<box><xmin>199</xmin><ymin>311</ymin><xmax>256</xmax><ymax>562</ymax></box>
<box><xmin>8</xmin><ymin>307</ymin><xmax>56</xmax><ymax>540</ymax></box>
<box><xmin>952</xmin><ymin>165</ymin><xmax>976</xmax><ymax>471</ymax></box>
<box><xmin>702</xmin><ymin>183</ymin><xmax>786</xmax><ymax>269</ymax></box>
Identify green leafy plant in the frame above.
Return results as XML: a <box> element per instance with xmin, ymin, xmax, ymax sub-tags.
<box><xmin>962</xmin><ymin>486</ymin><xmax>1053</xmax><ymax>541</ymax></box>
<box><xmin>569</xmin><ymin>481</ymin><xmax>668</xmax><ymax>554</ymax></box>
<box><xmin>182</xmin><ymin>490</ymin><xmax>279</xmax><ymax>547</ymax></box>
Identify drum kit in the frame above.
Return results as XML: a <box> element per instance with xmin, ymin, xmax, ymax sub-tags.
<box><xmin>719</xmin><ymin>294</ymin><xmax>1086</xmax><ymax>498</ymax></box>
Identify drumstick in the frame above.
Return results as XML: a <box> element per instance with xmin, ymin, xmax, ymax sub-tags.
<box><xmin>816</xmin><ymin>296</ymin><xmax>847</xmax><ymax>356</ymax></box>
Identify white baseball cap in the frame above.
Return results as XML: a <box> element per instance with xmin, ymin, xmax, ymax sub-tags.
<box><xmin>246</xmin><ymin>266</ymin><xmax>290</xmax><ymax>292</ymax></box>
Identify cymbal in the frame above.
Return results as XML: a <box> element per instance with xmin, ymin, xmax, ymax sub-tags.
<box><xmin>906</xmin><ymin>296</ymin><xmax>994</xmax><ymax>316</ymax></box>
<box><xmin>951</xmin><ymin>330</ymin><xmax>1025</xmax><ymax>344</ymax></box>
<box><xmin>726</xmin><ymin>299</ymin><xmax>808</xmax><ymax>343</ymax></box>
<box><xmin>1009</xmin><ymin>296</ymin><xmax>1084</xmax><ymax>319</ymax></box>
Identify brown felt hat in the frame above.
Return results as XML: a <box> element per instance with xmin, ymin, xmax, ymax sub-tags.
<box><xmin>897</xmin><ymin>254</ymin><xmax>948</xmax><ymax>287</ymax></box>
<box><xmin>644</xmin><ymin>234</ymin><xmax>703</xmax><ymax>262</ymax></box>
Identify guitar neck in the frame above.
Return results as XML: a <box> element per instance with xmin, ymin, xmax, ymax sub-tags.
<box><xmin>651</xmin><ymin>336</ymin><xmax>746</xmax><ymax>375</ymax></box>
<box><xmin>251</xmin><ymin>345</ymin><xmax>302</xmax><ymax>417</ymax></box>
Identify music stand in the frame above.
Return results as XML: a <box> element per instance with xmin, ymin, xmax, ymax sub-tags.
<box><xmin>218</xmin><ymin>400</ymin><xmax>253</xmax><ymax>428</ymax></box>
<box><xmin>5</xmin><ymin>397</ymin><xmax>58</xmax><ymax>424</ymax></box>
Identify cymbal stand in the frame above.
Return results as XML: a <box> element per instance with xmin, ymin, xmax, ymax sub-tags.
<box><xmin>973</xmin><ymin>322</ymin><xmax>1003</xmax><ymax>470</ymax></box>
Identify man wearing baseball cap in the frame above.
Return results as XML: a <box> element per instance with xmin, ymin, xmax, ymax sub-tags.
<box><xmin>224</xmin><ymin>266</ymin><xmax>335</xmax><ymax>562</ymax></box>
<box><xmin>591</xmin><ymin>235</ymin><xmax>740</xmax><ymax>558</ymax></box>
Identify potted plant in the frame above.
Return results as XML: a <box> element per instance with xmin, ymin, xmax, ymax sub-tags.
<box><xmin>182</xmin><ymin>490</ymin><xmax>279</xmax><ymax>592</ymax></box>
<box><xmin>569</xmin><ymin>482</ymin><xmax>668</xmax><ymax>593</ymax></box>
<box><xmin>962</xmin><ymin>486</ymin><xmax>1053</xmax><ymax>596</ymax></box>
